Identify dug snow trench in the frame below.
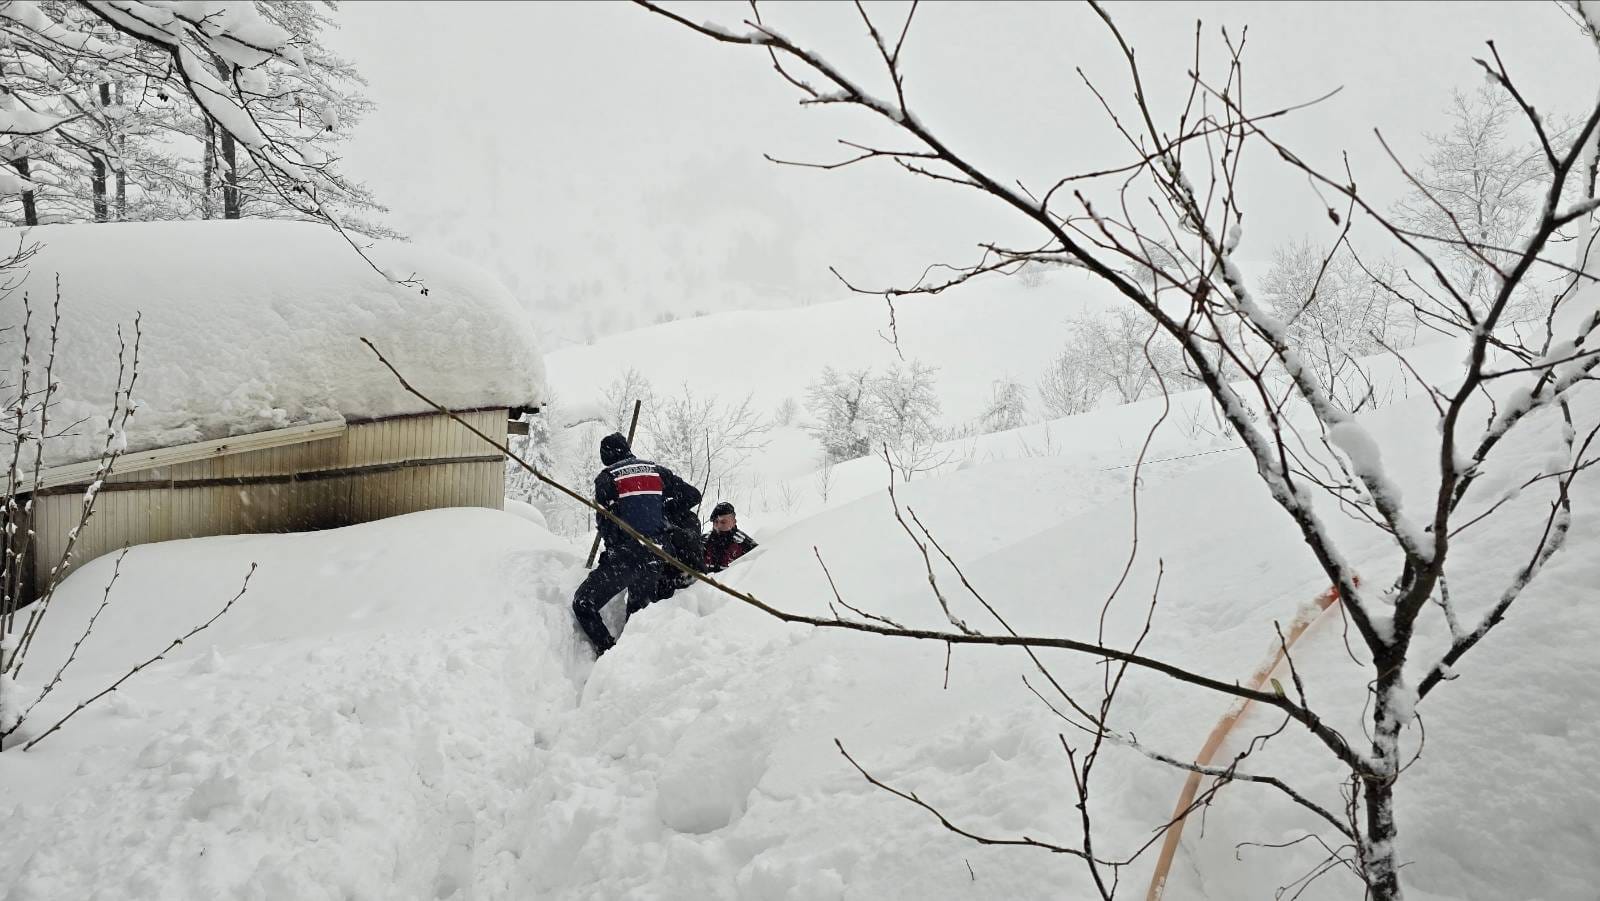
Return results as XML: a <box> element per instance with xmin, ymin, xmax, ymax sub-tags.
<box><xmin>4</xmin><ymin>385</ymin><xmax>1599</xmax><ymax>900</ymax></box>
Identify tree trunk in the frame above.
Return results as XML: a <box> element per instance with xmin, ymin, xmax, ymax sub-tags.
<box><xmin>12</xmin><ymin>158</ymin><xmax>37</xmax><ymax>226</ymax></box>
<box><xmin>114</xmin><ymin>82</ymin><xmax>126</xmax><ymax>220</ymax></box>
<box><xmin>1363</xmin><ymin>779</ymin><xmax>1402</xmax><ymax>901</ymax></box>
<box><xmin>0</xmin><ymin>64</ymin><xmax>32</xmax><ymax>226</ymax></box>
<box><xmin>91</xmin><ymin>157</ymin><xmax>108</xmax><ymax>222</ymax></box>
<box><xmin>93</xmin><ymin>83</ymin><xmax>111</xmax><ymax>222</ymax></box>
<box><xmin>1362</xmin><ymin>654</ymin><xmax>1405</xmax><ymax>901</ymax></box>
<box><xmin>203</xmin><ymin>49</ymin><xmax>242</xmax><ymax>219</ymax></box>
<box><xmin>221</xmin><ymin>132</ymin><xmax>239</xmax><ymax>219</ymax></box>
<box><xmin>202</xmin><ymin>118</ymin><xmax>215</xmax><ymax>219</ymax></box>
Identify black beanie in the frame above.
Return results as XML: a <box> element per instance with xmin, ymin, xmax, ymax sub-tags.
<box><xmin>710</xmin><ymin>501</ymin><xmax>736</xmax><ymax>519</ymax></box>
<box><xmin>600</xmin><ymin>432</ymin><xmax>632</xmax><ymax>466</ymax></box>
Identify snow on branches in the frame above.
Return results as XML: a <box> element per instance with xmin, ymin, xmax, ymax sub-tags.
<box><xmin>0</xmin><ymin>1</ymin><xmax>396</xmax><ymax>273</ymax></box>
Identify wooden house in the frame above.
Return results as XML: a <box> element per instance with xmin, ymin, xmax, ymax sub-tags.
<box><xmin>2</xmin><ymin>220</ymin><xmax>546</xmax><ymax>601</ymax></box>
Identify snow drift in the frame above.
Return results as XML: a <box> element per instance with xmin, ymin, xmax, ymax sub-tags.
<box><xmin>2</xmin><ymin>369</ymin><xmax>1595</xmax><ymax>898</ymax></box>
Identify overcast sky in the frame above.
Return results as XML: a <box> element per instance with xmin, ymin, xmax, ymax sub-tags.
<box><xmin>331</xmin><ymin>1</ymin><xmax>1597</xmax><ymax>346</ymax></box>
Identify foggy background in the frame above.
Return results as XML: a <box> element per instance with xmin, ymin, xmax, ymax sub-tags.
<box><xmin>330</xmin><ymin>1</ymin><xmax>1596</xmax><ymax>347</ymax></box>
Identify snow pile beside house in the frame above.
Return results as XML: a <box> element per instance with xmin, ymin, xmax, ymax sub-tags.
<box><xmin>1</xmin><ymin>221</ymin><xmax>546</xmax><ymax>466</ymax></box>
<box><xmin>1</xmin><ymin>509</ymin><xmax>591</xmax><ymax>900</ymax></box>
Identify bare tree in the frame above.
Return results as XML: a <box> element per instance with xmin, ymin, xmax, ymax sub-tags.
<box><xmin>619</xmin><ymin>3</ymin><xmax>1600</xmax><ymax>898</ymax></box>
<box><xmin>643</xmin><ymin>382</ymin><xmax>769</xmax><ymax>490</ymax></box>
<box><xmin>815</xmin><ymin>457</ymin><xmax>836</xmax><ymax>504</ymax></box>
<box><xmin>773</xmin><ymin>395</ymin><xmax>801</xmax><ymax>427</ymax></box>
<box><xmin>600</xmin><ymin>367</ymin><xmax>655</xmax><ymax>434</ymax></box>
<box><xmin>0</xmin><ymin>279</ymin><xmax>254</xmax><ymax>753</ymax></box>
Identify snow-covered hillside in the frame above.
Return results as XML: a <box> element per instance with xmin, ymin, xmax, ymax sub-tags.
<box><xmin>3</xmin><ymin>345</ymin><xmax>1595</xmax><ymax>898</ymax></box>
<box><xmin>545</xmin><ymin>268</ymin><xmax>1125</xmax><ymax>431</ymax></box>
<box><xmin>539</xmin><ymin>269</ymin><xmax>1445</xmax><ymax>542</ymax></box>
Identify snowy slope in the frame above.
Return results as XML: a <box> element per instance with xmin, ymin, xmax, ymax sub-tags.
<box><xmin>3</xmin><ymin>367</ymin><xmax>1596</xmax><ymax>899</ymax></box>
<box><xmin>545</xmin><ymin>267</ymin><xmax>1124</xmax><ymax>434</ymax></box>
<box><xmin>1</xmin><ymin>221</ymin><xmax>546</xmax><ymax>466</ymax></box>
<box><xmin>543</xmin><ymin>277</ymin><xmax>1457</xmax><ymax>549</ymax></box>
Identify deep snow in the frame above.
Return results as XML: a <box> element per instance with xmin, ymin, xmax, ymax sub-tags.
<box><xmin>1</xmin><ymin>221</ymin><xmax>546</xmax><ymax>467</ymax></box>
<box><xmin>3</xmin><ymin>356</ymin><xmax>1596</xmax><ymax>899</ymax></box>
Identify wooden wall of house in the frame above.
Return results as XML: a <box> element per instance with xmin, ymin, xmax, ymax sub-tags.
<box><xmin>30</xmin><ymin>409</ymin><xmax>508</xmax><ymax>593</ymax></box>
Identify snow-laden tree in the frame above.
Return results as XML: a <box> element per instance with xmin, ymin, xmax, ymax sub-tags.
<box><xmin>0</xmin><ymin>1</ymin><xmax>392</xmax><ymax>258</ymax></box>
<box><xmin>869</xmin><ymin>360</ymin><xmax>945</xmax><ymax>480</ymax></box>
<box><xmin>978</xmin><ymin>377</ymin><xmax>1029</xmax><ymax>433</ymax></box>
<box><xmin>188</xmin><ymin>1</ymin><xmax>393</xmax><ymax>232</ymax></box>
<box><xmin>1392</xmin><ymin>84</ymin><xmax>1568</xmax><ymax>330</ymax></box>
<box><xmin>1261</xmin><ymin>240</ymin><xmax>1413</xmax><ymax>412</ymax></box>
<box><xmin>867</xmin><ymin>359</ymin><xmax>940</xmax><ymax>458</ymax></box>
<box><xmin>1036</xmin><ymin>307</ymin><xmax>1188</xmax><ymax>414</ymax></box>
<box><xmin>1038</xmin><ymin>346</ymin><xmax>1101</xmax><ymax>418</ymax></box>
<box><xmin>507</xmin><ymin>399</ymin><xmax>559</xmax><ymax>518</ymax></box>
<box><xmin>805</xmin><ymin>365</ymin><xmax>876</xmax><ymax>464</ymax></box>
<box><xmin>631</xmin><ymin>2</ymin><xmax>1600</xmax><ymax>898</ymax></box>
<box><xmin>0</xmin><ymin>3</ymin><xmax>146</xmax><ymax>224</ymax></box>
<box><xmin>805</xmin><ymin>361</ymin><xmax>946</xmax><ymax>474</ymax></box>
<box><xmin>1071</xmin><ymin>307</ymin><xmax>1181</xmax><ymax>405</ymax></box>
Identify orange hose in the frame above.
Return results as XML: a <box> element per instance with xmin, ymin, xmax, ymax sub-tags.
<box><xmin>1144</xmin><ymin>582</ymin><xmax>1346</xmax><ymax>901</ymax></box>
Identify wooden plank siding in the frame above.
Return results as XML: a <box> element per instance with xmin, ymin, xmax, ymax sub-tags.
<box><xmin>30</xmin><ymin>410</ymin><xmax>509</xmax><ymax>592</ymax></box>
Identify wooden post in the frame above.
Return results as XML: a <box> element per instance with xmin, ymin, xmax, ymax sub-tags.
<box><xmin>585</xmin><ymin>399</ymin><xmax>642</xmax><ymax>568</ymax></box>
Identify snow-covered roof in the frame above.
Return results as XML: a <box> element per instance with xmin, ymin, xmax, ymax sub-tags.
<box><xmin>2</xmin><ymin>220</ymin><xmax>545</xmax><ymax>467</ymax></box>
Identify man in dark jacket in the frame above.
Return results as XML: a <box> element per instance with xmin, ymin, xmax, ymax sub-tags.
<box><xmin>571</xmin><ymin>432</ymin><xmax>698</xmax><ymax>656</ymax></box>
<box><xmin>703</xmin><ymin>501</ymin><xmax>758</xmax><ymax>572</ymax></box>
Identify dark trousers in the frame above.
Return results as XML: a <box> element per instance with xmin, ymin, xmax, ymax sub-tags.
<box><xmin>572</xmin><ymin>546</ymin><xmax>663</xmax><ymax>655</ymax></box>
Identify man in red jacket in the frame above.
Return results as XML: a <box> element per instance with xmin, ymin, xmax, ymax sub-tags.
<box><xmin>703</xmin><ymin>501</ymin><xmax>758</xmax><ymax>572</ymax></box>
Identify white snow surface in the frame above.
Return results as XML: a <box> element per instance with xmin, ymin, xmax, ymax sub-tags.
<box><xmin>1</xmin><ymin>221</ymin><xmax>546</xmax><ymax>466</ymax></box>
<box><xmin>3</xmin><ymin>364</ymin><xmax>1597</xmax><ymax>899</ymax></box>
